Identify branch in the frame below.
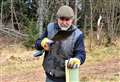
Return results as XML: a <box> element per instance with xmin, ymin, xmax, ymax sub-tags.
<box><xmin>0</xmin><ymin>27</ymin><xmax>28</xmax><ymax>38</ymax></box>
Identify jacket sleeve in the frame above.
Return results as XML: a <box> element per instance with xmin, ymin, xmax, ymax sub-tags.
<box><xmin>35</xmin><ymin>31</ymin><xmax>48</xmax><ymax>50</ymax></box>
<box><xmin>73</xmin><ymin>33</ymin><xmax>86</xmax><ymax>65</ymax></box>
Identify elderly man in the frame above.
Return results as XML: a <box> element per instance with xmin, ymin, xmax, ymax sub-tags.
<box><xmin>35</xmin><ymin>5</ymin><xmax>86</xmax><ymax>82</ymax></box>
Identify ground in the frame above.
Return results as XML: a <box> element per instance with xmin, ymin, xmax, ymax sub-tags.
<box><xmin>1</xmin><ymin>57</ymin><xmax>120</xmax><ymax>82</ymax></box>
<box><xmin>0</xmin><ymin>37</ymin><xmax>120</xmax><ymax>82</ymax></box>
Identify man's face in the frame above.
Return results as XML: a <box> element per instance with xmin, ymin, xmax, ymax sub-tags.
<box><xmin>58</xmin><ymin>17</ymin><xmax>73</xmax><ymax>30</ymax></box>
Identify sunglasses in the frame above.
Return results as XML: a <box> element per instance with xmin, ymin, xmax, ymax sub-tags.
<box><xmin>59</xmin><ymin>17</ymin><xmax>70</xmax><ymax>21</ymax></box>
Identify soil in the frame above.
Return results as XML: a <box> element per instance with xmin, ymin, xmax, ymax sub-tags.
<box><xmin>1</xmin><ymin>58</ymin><xmax>120</xmax><ymax>82</ymax></box>
<box><xmin>0</xmin><ymin>37</ymin><xmax>120</xmax><ymax>82</ymax></box>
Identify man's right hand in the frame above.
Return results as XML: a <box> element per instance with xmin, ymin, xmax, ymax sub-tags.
<box><xmin>41</xmin><ymin>37</ymin><xmax>49</xmax><ymax>51</ymax></box>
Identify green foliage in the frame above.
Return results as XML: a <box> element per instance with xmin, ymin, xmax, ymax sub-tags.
<box><xmin>23</xmin><ymin>19</ymin><xmax>39</xmax><ymax>48</ymax></box>
<box><xmin>1</xmin><ymin>0</ymin><xmax>120</xmax><ymax>47</ymax></box>
<box><xmin>0</xmin><ymin>0</ymin><xmax>38</xmax><ymax>47</ymax></box>
<box><xmin>0</xmin><ymin>0</ymin><xmax>37</xmax><ymax>26</ymax></box>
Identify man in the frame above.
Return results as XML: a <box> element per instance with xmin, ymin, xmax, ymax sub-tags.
<box><xmin>35</xmin><ymin>5</ymin><xmax>86</xmax><ymax>82</ymax></box>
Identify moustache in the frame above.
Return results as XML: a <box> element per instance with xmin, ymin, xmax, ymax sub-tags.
<box><xmin>60</xmin><ymin>24</ymin><xmax>69</xmax><ymax>27</ymax></box>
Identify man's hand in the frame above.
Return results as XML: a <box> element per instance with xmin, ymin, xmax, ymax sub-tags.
<box><xmin>41</xmin><ymin>37</ymin><xmax>49</xmax><ymax>51</ymax></box>
<box><xmin>67</xmin><ymin>58</ymin><xmax>80</xmax><ymax>69</ymax></box>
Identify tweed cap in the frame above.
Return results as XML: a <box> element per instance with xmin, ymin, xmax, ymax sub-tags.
<box><xmin>57</xmin><ymin>5</ymin><xmax>74</xmax><ymax>19</ymax></box>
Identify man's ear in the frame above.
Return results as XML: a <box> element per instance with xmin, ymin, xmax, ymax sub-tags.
<box><xmin>54</xmin><ymin>19</ymin><xmax>58</xmax><ymax>24</ymax></box>
<box><xmin>72</xmin><ymin>19</ymin><xmax>75</xmax><ymax>24</ymax></box>
<box><xmin>54</xmin><ymin>16</ymin><xmax>58</xmax><ymax>23</ymax></box>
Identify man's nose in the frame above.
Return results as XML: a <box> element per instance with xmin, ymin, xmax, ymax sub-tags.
<box><xmin>62</xmin><ymin>20</ymin><xmax>67</xmax><ymax>24</ymax></box>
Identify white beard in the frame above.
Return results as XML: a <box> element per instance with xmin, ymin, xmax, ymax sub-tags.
<box><xmin>58</xmin><ymin>24</ymin><xmax>71</xmax><ymax>31</ymax></box>
<box><xmin>60</xmin><ymin>26</ymin><xmax>70</xmax><ymax>30</ymax></box>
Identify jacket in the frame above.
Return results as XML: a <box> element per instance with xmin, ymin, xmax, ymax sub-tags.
<box><xmin>35</xmin><ymin>22</ymin><xmax>86</xmax><ymax>81</ymax></box>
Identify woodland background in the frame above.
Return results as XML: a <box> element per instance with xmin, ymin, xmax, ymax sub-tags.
<box><xmin>0</xmin><ymin>0</ymin><xmax>120</xmax><ymax>82</ymax></box>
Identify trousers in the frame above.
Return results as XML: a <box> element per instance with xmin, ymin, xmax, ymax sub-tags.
<box><xmin>45</xmin><ymin>76</ymin><xmax>65</xmax><ymax>82</ymax></box>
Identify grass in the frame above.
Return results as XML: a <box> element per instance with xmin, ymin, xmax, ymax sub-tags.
<box><xmin>0</xmin><ymin>44</ymin><xmax>43</xmax><ymax>76</ymax></box>
<box><xmin>0</xmin><ymin>43</ymin><xmax>120</xmax><ymax>82</ymax></box>
<box><xmin>86</xmin><ymin>45</ymin><xmax>120</xmax><ymax>64</ymax></box>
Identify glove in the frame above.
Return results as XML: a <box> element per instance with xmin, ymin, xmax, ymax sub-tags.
<box><xmin>41</xmin><ymin>37</ymin><xmax>49</xmax><ymax>51</ymax></box>
<box><xmin>67</xmin><ymin>58</ymin><xmax>80</xmax><ymax>69</ymax></box>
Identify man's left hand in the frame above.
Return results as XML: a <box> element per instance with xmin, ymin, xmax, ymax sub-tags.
<box><xmin>67</xmin><ymin>58</ymin><xmax>80</xmax><ymax>69</ymax></box>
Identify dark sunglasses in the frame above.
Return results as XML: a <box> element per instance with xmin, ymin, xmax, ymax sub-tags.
<box><xmin>59</xmin><ymin>17</ymin><xmax>70</xmax><ymax>21</ymax></box>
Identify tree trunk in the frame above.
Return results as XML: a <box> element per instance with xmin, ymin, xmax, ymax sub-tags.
<box><xmin>66</xmin><ymin>0</ymin><xmax>69</xmax><ymax>5</ymax></box>
<box><xmin>11</xmin><ymin>0</ymin><xmax>14</xmax><ymax>29</ymax></box>
<box><xmin>89</xmin><ymin>0</ymin><xmax>93</xmax><ymax>50</ymax></box>
<box><xmin>0</xmin><ymin>0</ymin><xmax>3</xmax><ymax>25</ymax></box>
<box><xmin>37</xmin><ymin>0</ymin><xmax>44</xmax><ymax>35</ymax></box>
<box><xmin>74</xmin><ymin>0</ymin><xmax>78</xmax><ymax>25</ymax></box>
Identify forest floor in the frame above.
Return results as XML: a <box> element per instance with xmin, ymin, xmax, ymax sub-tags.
<box><xmin>0</xmin><ymin>37</ymin><xmax>120</xmax><ymax>82</ymax></box>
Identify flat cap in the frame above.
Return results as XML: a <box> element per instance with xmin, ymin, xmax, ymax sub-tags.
<box><xmin>57</xmin><ymin>5</ymin><xmax>74</xmax><ymax>19</ymax></box>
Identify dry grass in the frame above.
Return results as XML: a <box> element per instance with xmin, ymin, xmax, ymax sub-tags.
<box><xmin>86</xmin><ymin>46</ymin><xmax>120</xmax><ymax>64</ymax></box>
<box><xmin>0</xmin><ymin>42</ymin><xmax>120</xmax><ymax>82</ymax></box>
<box><xmin>0</xmin><ymin>44</ymin><xmax>43</xmax><ymax>75</ymax></box>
